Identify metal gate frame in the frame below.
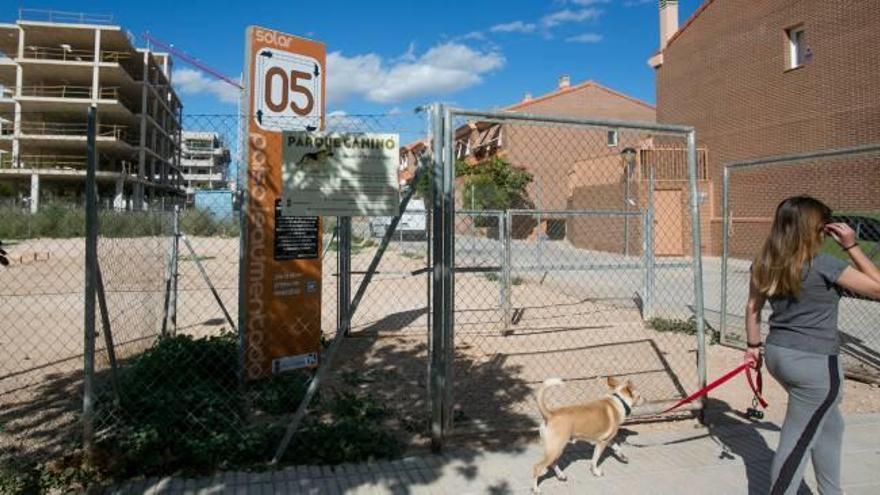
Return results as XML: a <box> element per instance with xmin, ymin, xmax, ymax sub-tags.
<box><xmin>719</xmin><ymin>143</ymin><xmax>880</xmax><ymax>348</ymax></box>
<box><xmin>430</xmin><ymin>106</ymin><xmax>708</xmax><ymax>449</ymax></box>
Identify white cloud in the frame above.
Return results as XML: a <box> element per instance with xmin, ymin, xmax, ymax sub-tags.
<box><xmin>566</xmin><ymin>32</ymin><xmax>604</xmax><ymax>43</ymax></box>
<box><xmin>541</xmin><ymin>8</ymin><xmax>602</xmax><ymax>29</ymax></box>
<box><xmin>491</xmin><ymin>21</ymin><xmax>537</xmax><ymax>34</ymax></box>
<box><xmin>327</xmin><ymin>42</ymin><xmax>504</xmax><ymax>105</ymax></box>
<box><xmin>460</xmin><ymin>31</ymin><xmax>487</xmax><ymax>40</ymax></box>
<box><xmin>174</xmin><ymin>68</ymin><xmax>240</xmax><ymax>104</ymax></box>
<box><xmin>570</xmin><ymin>0</ymin><xmax>610</xmax><ymax>5</ymax></box>
<box><xmin>325</xmin><ymin>110</ymin><xmax>368</xmax><ymax>132</ymax></box>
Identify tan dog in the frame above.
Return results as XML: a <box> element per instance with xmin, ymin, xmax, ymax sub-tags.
<box><xmin>532</xmin><ymin>376</ymin><xmax>643</xmax><ymax>493</ymax></box>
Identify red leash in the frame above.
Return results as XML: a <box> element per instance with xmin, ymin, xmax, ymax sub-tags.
<box><xmin>661</xmin><ymin>361</ymin><xmax>768</xmax><ymax>414</ymax></box>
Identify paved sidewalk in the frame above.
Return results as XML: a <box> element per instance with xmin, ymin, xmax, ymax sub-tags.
<box><xmin>107</xmin><ymin>413</ymin><xmax>880</xmax><ymax>495</ymax></box>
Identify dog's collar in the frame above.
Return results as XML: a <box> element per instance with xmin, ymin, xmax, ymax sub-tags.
<box><xmin>612</xmin><ymin>393</ymin><xmax>632</xmax><ymax>417</ymax></box>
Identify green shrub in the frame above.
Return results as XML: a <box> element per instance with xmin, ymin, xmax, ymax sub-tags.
<box><xmin>648</xmin><ymin>316</ymin><xmax>720</xmax><ymax>344</ymax></box>
<box><xmin>96</xmin><ymin>333</ymin><xmax>403</xmax><ymax>479</ymax></box>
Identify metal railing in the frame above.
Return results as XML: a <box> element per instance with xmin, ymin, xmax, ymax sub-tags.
<box><xmin>19</xmin><ymin>154</ymin><xmax>89</xmax><ymax>169</ymax></box>
<box><xmin>18</xmin><ymin>85</ymin><xmax>125</xmax><ymax>100</ymax></box>
<box><xmin>20</xmin><ymin>46</ymin><xmax>133</xmax><ymax>63</ymax></box>
<box><xmin>18</xmin><ymin>8</ymin><xmax>114</xmax><ymax>25</ymax></box>
<box><xmin>18</xmin><ymin>121</ymin><xmax>130</xmax><ymax>140</ymax></box>
<box><xmin>640</xmin><ymin>147</ymin><xmax>709</xmax><ymax>181</ymax></box>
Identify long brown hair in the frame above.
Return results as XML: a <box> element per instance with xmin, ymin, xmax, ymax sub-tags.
<box><xmin>752</xmin><ymin>196</ymin><xmax>832</xmax><ymax>298</ymax></box>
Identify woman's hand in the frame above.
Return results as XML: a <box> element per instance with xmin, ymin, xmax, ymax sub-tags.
<box><xmin>824</xmin><ymin>222</ymin><xmax>857</xmax><ymax>248</ymax></box>
<box><xmin>744</xmin><ymin>347</ymin><xmax>763</xmax><ymax>370</ymax></box>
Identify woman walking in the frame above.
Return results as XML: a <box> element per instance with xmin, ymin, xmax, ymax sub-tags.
<box><xmin>744</xmin><ymin>196</ymin><xmax>880</xmax><ymax>494</ymax></box>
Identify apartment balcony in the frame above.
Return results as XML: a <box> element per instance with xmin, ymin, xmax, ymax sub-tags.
<box><xmin>183</xmin><ymin>172</ymin><xmax>224</xmax><ymax>182</ymax></box>
<box><xmin>181</xmin><ymin>157</ymin><xmax>221</xmax><ymax>168</ymax></box>
<box><xmin>0</xmin><ymin>86</ymin><xmax>12</xmax><ymax>111</ymax></box>
<box><xmin>17</xmin><ymin>85</ymin><xmax>138</xmax><ymax>121</ymax></box>
<box><xmin>16</xmin><ymin>121</ymin><xmax>137</xmax><ymax>155</ymax></box>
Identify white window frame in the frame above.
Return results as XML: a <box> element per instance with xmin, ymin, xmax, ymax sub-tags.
<box><xmin>787</xmin><ymin>25</ymin><xmax>805</xmax><ymax>69</ymax></box>
<box><xmin>607</xmin><ymin>130</ymin><xmax>619</xmax><ymax>147</ymax></box>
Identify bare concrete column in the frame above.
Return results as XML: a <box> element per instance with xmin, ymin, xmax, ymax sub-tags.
<box><xmin>92</xmin><ymin>29</ymin><xmax>101</xmax><ymax>101</ymax></box>
<box><xmin>113</xmin><ymin>175</ymin><xmax>125</xmax><ymax>210</ymax></box>
<box><xmin>30</xmin><ymin>173</ymin><xmax>39</xmax><ymax>213</ymax></box>
<box><xmin>135</xmin><ymin>51</ymin><xmax>149</xmax><ymax>209</ymax></box>
<box><xmin>13</xmin><ymin>27</ymin><xmax>24</xmax><ymax>168</ymax></box>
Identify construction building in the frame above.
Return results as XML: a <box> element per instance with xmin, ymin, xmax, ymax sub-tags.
<box><xmin>181</xmin><ymin>131</ymin><xmax>231</xmax><ymax>200</ymax></box>
<box><xmin>0</xmin><ymin>9</ymin><xmax>183</xmax><ymax>211</ymax></box>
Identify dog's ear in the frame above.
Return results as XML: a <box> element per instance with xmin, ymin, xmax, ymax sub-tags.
<box><xmin>606</xmin><ymin>376</ymin><xmax>619</xmax><ymax>389</ymax></box>
<box><xmin>623</xmin><ymin>381</ymin><xmax>634</xmax><ymax>395</ymax></box>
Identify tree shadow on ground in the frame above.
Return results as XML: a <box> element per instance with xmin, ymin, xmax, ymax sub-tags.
<box><xmin>96</xmin><ymin>303</ymin><xmax>540</xmax><ymax>494</ymax></box>
<box><xmin>0</xmin><ymin>369</ymin><xmax>84</xmax><ymax>464</ymax></box>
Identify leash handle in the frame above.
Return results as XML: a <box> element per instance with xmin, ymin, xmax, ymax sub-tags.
<box><xmin>745</xmin><ymin>366</ymin><xmax>769</xmax><ymax>409</ymax></box>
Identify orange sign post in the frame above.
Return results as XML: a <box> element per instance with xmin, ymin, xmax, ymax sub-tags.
<box><xmin>242</xmin><ymin>26</ymin><xmax>326</xmax><ymax>380</ymax></box>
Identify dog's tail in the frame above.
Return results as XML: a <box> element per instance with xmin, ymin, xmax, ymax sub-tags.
<box><xmin>536</xmin><ymin>378</ymin><xmax>564</xmax><ymax>419</ymax></box>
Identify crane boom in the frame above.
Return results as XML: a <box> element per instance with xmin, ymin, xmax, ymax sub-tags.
<box><xmin>142</xmin><ymin>32</ymin><xmax>243</xmax><ymax>89</ymax></box>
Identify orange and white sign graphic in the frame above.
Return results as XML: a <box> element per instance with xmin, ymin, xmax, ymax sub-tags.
<box><xmin>243</xmin><ymin>26</ymin><xmax>326</xmax><ymax>379</ymax></box>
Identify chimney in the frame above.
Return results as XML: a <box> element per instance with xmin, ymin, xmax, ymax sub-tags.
<box><xmin>523</xmin><ymin>92</ymin><xmax>533</xmax><ymax>102</ymax></box>
<box><xmin>659</xmin><ymin>0</ymin><xmax>679</xmax><ymax>50</ymax></box>
<box><xmin>558</xmin><ymin>74</ymin><xmax>571</xmax><ymax>90</ymax></box>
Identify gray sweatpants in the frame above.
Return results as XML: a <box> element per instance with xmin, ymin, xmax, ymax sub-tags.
<box><xmin>765</xmin><ymin>344</ymin><xmax>844</xmax><ymax>495</ymax></box>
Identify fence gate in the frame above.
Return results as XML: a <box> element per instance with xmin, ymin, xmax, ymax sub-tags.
<box><xmin>434</xmin><ymin>107</ymin><xmax>708</xmax><ymax>435</ymax></box>
<box><xmin>720</xmin><ymin>144</ymin><xmax>880</xmax><ymax>382</ymax></box>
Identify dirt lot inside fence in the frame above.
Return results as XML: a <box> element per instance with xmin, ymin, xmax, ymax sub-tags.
<box><xmin>2</xmin><ymin>237</ymin><xmax>879</xmax><ymax>460</ymax></box>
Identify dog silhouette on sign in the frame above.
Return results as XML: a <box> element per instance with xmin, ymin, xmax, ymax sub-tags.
<box><xmin>295</xmin><ymin>148</ymin><xmax>333</xmax><ymax>174</ymax></box>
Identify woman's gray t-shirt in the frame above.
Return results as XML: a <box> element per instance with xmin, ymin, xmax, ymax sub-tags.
<box><xmin>765</xmin><ymin>253</ymin><xmax>850</xmax><ymax>355</ymax></box>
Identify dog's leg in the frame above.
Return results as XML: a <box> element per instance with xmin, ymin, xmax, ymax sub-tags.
<box><xmin>532</xmin><ymin>433</ymin><xmax>566</xmax><ymax>493</ymax></box>
<box><xmin>551</xmin><ymin>464</ymin><xmax>568</xmax><ymax>482</ymax></box>
<box><xmin>590</xmin><ymin>441</ymin><xmax>607</xmax><ymax>477</ymax></box>
<box><xmin>610</xmin><ymin>442</ymin><xmax>629</xmax><ymax>464</ymax></box>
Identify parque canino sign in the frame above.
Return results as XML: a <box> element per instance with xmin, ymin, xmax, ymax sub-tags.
<box><xmin>242</xmin><ymin>26</ymin><xmax>325</xmax><ymax>379</ymax></box>
<box><xmin>281</xmin><ymin>132</ymin><xmax>400</xmax><ymax>217</ymax></box>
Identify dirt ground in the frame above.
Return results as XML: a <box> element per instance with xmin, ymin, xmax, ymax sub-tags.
<box><xmin>2</xmin><ymin>236</ymin><xmax>878</xmax><ymax>460</ymax></box>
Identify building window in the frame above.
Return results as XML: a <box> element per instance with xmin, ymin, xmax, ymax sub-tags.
<box><xmin>607</xmin><ymin>130</ymin><xmax>618</xmax><ymax>147</ymax></box>
<box><xmin>787</xmin><ymin>25</ymin><xmax>806</xmax><ymax>69</ymax></box>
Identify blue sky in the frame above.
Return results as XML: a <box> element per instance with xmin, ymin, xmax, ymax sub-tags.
<box><xmin>10</xmin><ymin>0</ymin><xmax>704</xmax><ymax>115</ymax></box>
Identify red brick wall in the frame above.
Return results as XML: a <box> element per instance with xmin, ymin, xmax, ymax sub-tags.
<box><xmin>656</xmin><ymin>0</ymin><xmax>880</xmax><ymax>255</ymax></box>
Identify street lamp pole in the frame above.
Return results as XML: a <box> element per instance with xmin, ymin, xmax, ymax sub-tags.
<box><xmin>621</xmin><ymin>147</ymin><xmax>637</xmax><ymax>257</ymax></box>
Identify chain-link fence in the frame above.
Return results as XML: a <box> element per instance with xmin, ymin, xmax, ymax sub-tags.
<box><xmin>719</xmin><ymin>145</ymin><xmax>880</xmax><ymax>382</ymax></box>
<box><xmin>1</xmin><ymin>104</ymin><xmax>711</xmax><ymax>480</ymax></box>
<box><xmin>0</xmin><ymin>109</ymin><xmax>438</xmax><ymax>479</ymax></box>
<box><xmin>443</xmin><ymin>108</ymin><xmax>709</xmax><ymax>432</ymax></box>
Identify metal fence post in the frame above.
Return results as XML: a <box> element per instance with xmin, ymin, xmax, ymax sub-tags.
<box><xmin>236</xmin><ymin>116</ymin><xmax>249</xmax><ymax>387</ymax></box>
<box><xmin>502</xmin><ymin>210</ymin><xmax>512</xmax><ymax>329</ymax></box>
<box><xmin>338</xmin><ymin>217</ymin><xmax>351</xmax><ymax>335</ymax></box>
<box><xmin>82</xmin><ymin>104</ymin><xmax>98</xmax><ymax>462</ymax></box>
<box><xmin>686</xmin><ymin>130</ymin><xmax>708</xmax><ymax>413</ymax></box>
<box><xmin>441</xmin><ymin>105</ymin><xmax>455</xmax><ymax>434</ymax></box>
<box><xmin>644</xmin><ymin>161</ymin><xmax>656</xmax><ymax>319</ymax></box>
<box><xmin>720</xmin><ymin>166</ymin><xmax>731</xmax><ymax>345</ymax></box>
<box><xmin>429</xmin><ymin>103</ymin><xmax>446</xmax><ymax>451</ymax></box>
<box><xmin>170</xmin><ymin>205</ymin><xmax>180</xmax><ymax>334</ymax></box>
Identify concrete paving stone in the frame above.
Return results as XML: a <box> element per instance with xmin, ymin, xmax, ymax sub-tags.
<box><xmin>846</xmin><ymin>484</ymin><xmax>880</xmax><ymax>495</ymax></box>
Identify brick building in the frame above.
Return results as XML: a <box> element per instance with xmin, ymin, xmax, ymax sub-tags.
<box><xmin>652</xmin><ymin>0</ymin><xmax>880</xmax><ymax>256</ymax></box>
<box><xmin>449</xmin><ymin>77</ymin><xmax>708</xmax><ymax>256</ymax></box>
